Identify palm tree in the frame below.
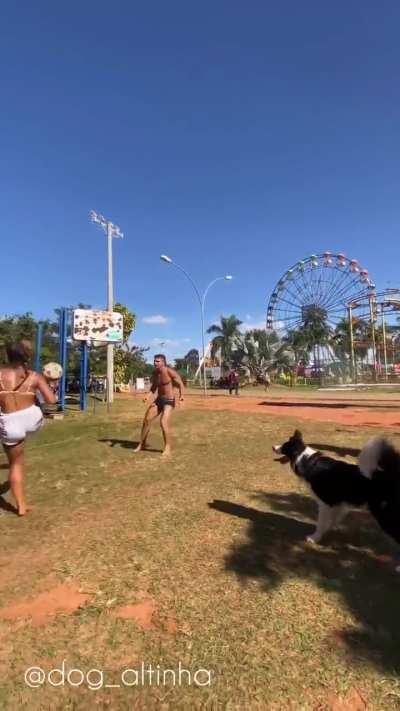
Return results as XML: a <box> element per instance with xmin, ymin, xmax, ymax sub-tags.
<box><xmin>331</xmin><ymin>316</ymin><xmax>372</xmax><ymax>374</ymax></box>
<box><xmin>206</xmin><ymin>314</ymin><xmax>243</xmax><ymax>368</ymax></box>
<box><xmin>232</xmin><ymin>329</ymin><xmax>295</xmax><ymax>382</ymax></box>
<box><xmin>284</xmin><ymin>328</ymin><xmax>310</xmax><ymax>365</ymax></box>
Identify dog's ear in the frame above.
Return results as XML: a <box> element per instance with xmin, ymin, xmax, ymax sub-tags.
<box><xmin>293</xmin><ymin>429</ymin><xmax>303</xmax><ymax>441</ymax></box>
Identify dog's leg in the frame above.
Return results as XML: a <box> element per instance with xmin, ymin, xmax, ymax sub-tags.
<box><xmin>331</xmin><ymin>504</ymin><xmax>348</xmax><ymax>529</ymax></box>
<box><xmin>307</xmin><ymin>503</ymin><xmax>336</xmax><ymax>544</ymax></box>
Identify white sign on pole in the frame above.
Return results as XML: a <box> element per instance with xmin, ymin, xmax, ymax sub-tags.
<box><xmin>205</xmin><ymin>367</ymin><xmax>221</xmax><ymax>379</ymax></box>
<box><xmin>72</xmin><ymin>309</ymin><xmax>123</xmax><ymax>343</ymax></box>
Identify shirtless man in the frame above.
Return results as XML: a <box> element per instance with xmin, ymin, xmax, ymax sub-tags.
<box><xmin>134</xmin><ymin>354</ymin><xmax>184</xmax><ymax>457</ymax></box>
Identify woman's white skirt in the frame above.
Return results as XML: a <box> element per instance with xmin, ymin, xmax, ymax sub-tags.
<box><xmin>0</xmin><ymin>405</ymin><xmax>44</xmax><ymax>446</ymax></box>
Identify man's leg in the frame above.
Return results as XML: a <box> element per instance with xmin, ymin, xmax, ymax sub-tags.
<box><xmin>134</xmin><ymin>404</ymin><xmax>159</xmax><ymax>452</ymax></box>
<box><xmin>160</xmin><ymin>405</ymin><xmax>173</xmax><ymax>457</ymax></box>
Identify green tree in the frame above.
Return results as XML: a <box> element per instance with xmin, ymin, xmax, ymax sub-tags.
<box><xmin>175</xmin><ymin>349</ymin><xmax>199</xmax><ymax>375</ymax></box>
<box><xmin>284</xmin><ymin>328</ymin><xmax>311</xmax><ymax>365</ymax></box>
<box><xmin>111</xmin><ymin>303</ymin><xmax>151</xmax><ymax>384</ymax></box>
<box><xmin>114</xmin><ymin>302</ymin><xmax>136</xmax><ymax>344</ymax></box>
<box><xmin>114</xmin><ymin>345</ymin><xmax>152</xmax><ymax>384</ymax></box>
<box><xmin>331</xmin><ymin>317</ymin><xmax>370</xmax><ymax>363</ymax></box>
<box><xmin>0</xmin><ymin>312</ymin><xmax>59</xmax><ymax>365</ymax></box>
<box><xmin>0</xmin><ymin>313</ymin><xmax>38</xmax><ymax>355</ymax></box>
<box><xmin>232</xmin><ymin>329</ymin><xmax>295</xmax><ymax>381</ymax></box>
<box><xmin>0</xmin><ymin>304</ymin><xmax>146</xmax><ymax>384</ymax></box>
<box><xmin>283</xmin><ymin>306</ymin><xmax>332</xmax><ymax>377</ymax></box>
<box><xmin>206</xmin><ymin>314</ymin><xmax>243</xmax><ymax>368</ymax></box>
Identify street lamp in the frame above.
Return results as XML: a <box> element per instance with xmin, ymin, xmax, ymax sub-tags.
<box><xmin>90</xmin><ymin>211</ymin><xmax>123</xmax><ymax>405</ymax></box>
<box><xmin>160</xmin><ymin>255</ymin><xmax>233</xmax><ymax>395</ymax></box>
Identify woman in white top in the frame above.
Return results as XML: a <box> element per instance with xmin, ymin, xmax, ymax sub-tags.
<box><xmin>0</xmin><ymin>340</ymin><xmax>58</xmax><ymax>516</ymax></box>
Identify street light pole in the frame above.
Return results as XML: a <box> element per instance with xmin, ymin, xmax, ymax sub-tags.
<box><xmin>160</xmin><ymin>255</ymin><xmax>232</xmax><ymax>395</ymax></box>
<box><xmin>90</xmin><ymin>211</ymin><xmax>123</xmax><ymax>405</ymax></box>
<box><xmin>201</xmin><ymin>276</ymin><xmax>233</xmax><ymax>395</ymax></box>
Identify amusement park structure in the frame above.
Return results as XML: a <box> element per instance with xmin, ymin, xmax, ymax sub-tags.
<box><xmin>348</xmin><ymin>289</ymin><xmax>400</xmax><ymax>382</ymax></box>
<box><xmin>266</xmin><ymin>252</ymin><xmax>400</xmax><ymax>383</ymax></box>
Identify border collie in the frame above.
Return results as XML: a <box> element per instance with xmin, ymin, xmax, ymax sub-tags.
<box><xmin>273</xmin><ymin>430</ymin><xmax>400</xmax><ymax>569</ymax></box>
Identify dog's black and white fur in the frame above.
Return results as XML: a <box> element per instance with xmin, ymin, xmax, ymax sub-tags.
<box><xmin>273</xmin><ymin>430</ymin><xmax>400</xmax><ymax>570</ymax></box>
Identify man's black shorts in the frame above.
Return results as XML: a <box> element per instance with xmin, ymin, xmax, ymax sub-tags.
<box><xmin>155</xmin><ymin>396</ymin><xmax>175</xmax><ymax>413</ymax></box>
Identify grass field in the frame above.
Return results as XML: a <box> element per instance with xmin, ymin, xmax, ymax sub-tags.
<box><xmin>0</xmin><ymin>395</ymin><xmax>400</xmax><ymax>710</ymax></box>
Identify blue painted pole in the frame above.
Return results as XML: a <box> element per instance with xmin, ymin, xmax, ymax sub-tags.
<box><xmin>34</xmin><ymin>322</ymin><xmax>44</xmax><ymax>372</ymax></box>
<box><xmin>58</xmin><ymin>308</ymin><xmax>68</xmax><ymax>411</ymax></box>
<box><xmin>80</xmin><ymin>342</ymin><xmax>89</xmax><ymax>411</ymax></box>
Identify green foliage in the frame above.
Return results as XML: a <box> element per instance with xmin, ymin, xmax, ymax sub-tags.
<box><xmin>331</xmin><ymin>317</ymin><xmax>371</xmax><ymax>362</ymax></box>
<box><xmin>232</xmin><ymin>329</ymin><xmax>295</xmax><ymax>381</ymax></box>
<box><xmin>113</xmin><ymin>302</ymin><xmax>136</xmax><ymax>343</ymax></box>
<box><xmin>175</xmin><ymin>348</ymin><xmax>199</xmax><ymax>376</ymax></box>
<box><xmin>0</xmin><ymin>302</ymin><xmax>146</xmax><ymax>383</ymax></box>
<box><xmin>111</xmin><ymin>303</ymin><xmax>149</xmax><ymax>383</ymax></box>
<box><xmin>0</xmin><ymin>312</ymin><xmax>60</xmax><ymax>366</ymax></box>
<box><xmin>114</xmin><ymin>345</ymin><xmax>152</xmax><ymax>384</ymax></box>
<box><xmin>206</xmin><ymin>314</ymin><xmax>243</xmax><ymax>368</ymax></box>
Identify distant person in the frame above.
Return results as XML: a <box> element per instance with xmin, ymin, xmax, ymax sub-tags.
<box><xmin>0</xmin><ymin>341</ymin><xmax>58</xmax><ymax>516</ymax></box>
<box><xmin>264</xmin><ymin>372</ymin><xmax>271</xmax><ymax>391</ymax></box>
<box><xmin>134</xmin><ymin>354</ymin><xmax>185</xmax><ymax>457</ymax></box>
<box><xmin>228</xmin><ymin>368</ymin><xmax>240</xmax><ymax>396</ymax></box>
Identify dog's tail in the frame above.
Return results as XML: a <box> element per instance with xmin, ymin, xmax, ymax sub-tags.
<box><xmin>358</xmin><ymin>437</ymin><xmax>400</xmax><ymax>479</ymax></box>
<box><xmin>359</xmin><ymin>437</ymin><xmax>400</xmax><ymax>545</ymax></box>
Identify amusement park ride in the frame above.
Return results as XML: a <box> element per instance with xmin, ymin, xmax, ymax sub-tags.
<box><xmin>266</xmin><ymin>252</ymin><xmax>400</xmax><ymax>383</ymax></box>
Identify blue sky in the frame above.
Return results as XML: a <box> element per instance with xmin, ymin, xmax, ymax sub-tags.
<box><xmin>1</xmin><ymin>1</ymin><xmax>400</xmax><ymax>360</ymax></box>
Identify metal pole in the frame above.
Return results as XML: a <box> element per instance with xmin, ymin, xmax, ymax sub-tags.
<box><xmin>107</xmin><ymin>221</ymin><xmax>114</xmax><ymax>405</ymax></box>
<box><xmin>34</xmin><ymin>322</ymin><xmax>44</xmax><ymax>372</ymax></box>
<box><xmin>160</xmin><ymin>262</ymin><xmax>232</xmax><ymax>396</ymax></box>
<box><xmin>91</xmin><ymin>212</ymin><xmax>123</xmax><ymax>406</ymax></box>
<box><xmin>200</xmin><ymin>304</ymin><xmax>207</xmax><ymax>396</ymax></box>
<box><xmin>382</xmin><ymin>305</ymin><xmax>388</xmax><ymax>382</ymax></box>
<box><xmin>166</xmin><ymin>263</ymin><xmax>206</xmax><ymax>396</ymax></box>
<box><xmin>201</xmin><ymin>277</ymin><xmax>226</xmax><ymax>395</ymax></box>
<box><xmin>369</xmin><ymin>295</ymin><xmax>377</xmax><ymax>382</ymax></box>
<box><xmin>80</xmin><ymin>342</ymin><xmax>89</xmax><ymax>411</ymax></box>
<box><xmin>58</xmin><ymin>308</ymin><xmax>68</xmax><ymax>411</ymax></box>
<box><xmin>348</xmin><ymin>305</ymin><xmax>356</xmax><ymax>383</ymax></box>
<box><xmin>106</xmin><ymin>377</ymin><xmax>111</xmax><ymax>413</ymax></box>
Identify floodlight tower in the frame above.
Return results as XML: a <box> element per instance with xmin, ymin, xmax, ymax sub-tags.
<box><xmin>90</xmin><ymin>210</ymin><xmax>123</xmax><ymax>404</ymax></box>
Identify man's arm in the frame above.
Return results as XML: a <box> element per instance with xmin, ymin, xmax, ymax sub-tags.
<box><xmin>143</xmin><ymin>374</ymin><xmax>158</xmax><ymax>403</ymax></box>
<box><xmin>168</xmin><ymin>368</ymin><xmax>185</xmax><ymax>400</ymax></box>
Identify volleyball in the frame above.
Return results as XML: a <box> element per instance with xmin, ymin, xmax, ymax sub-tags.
<box><xmin>43</xmin><ymin>362</ymin><xmax>63</xmax><ymax>380</ymax></box>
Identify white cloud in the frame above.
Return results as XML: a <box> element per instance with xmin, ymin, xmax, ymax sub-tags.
<box><xmin>142</xmin><ymin>314</ymin><xmax>170</xmax><ymax>325</ymax></box>
<box><xmin>240</xmin><ymin>320</ymin><xmax>266</xmax><ymax>332</ymax></box>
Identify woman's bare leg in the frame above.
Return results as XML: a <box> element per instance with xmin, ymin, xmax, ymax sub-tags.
<box><xmin>4</xmin><ymin>442</ymin><xmax>31</xmax><ymax>516</ymax></box>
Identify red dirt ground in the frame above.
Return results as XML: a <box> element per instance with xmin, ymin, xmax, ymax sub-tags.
<box><xmin>0</xmin><ymin>583</ymin><xmax>89</xmax><ymax>626</ymax></box>
<box><xmin>183</xmin><ymin>394</ymin><xmax>400</xmax><ymax>428</ymax></box>
<box><xmin>113</xmin><ymin>600</ymin><xmax>156</xmax><ymax>629</ymax></box>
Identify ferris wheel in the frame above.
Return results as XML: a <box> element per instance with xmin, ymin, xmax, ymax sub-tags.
<box><xmin>266</xmin><ymin>252</ymin><xmax>375</xmax><ymax>338</ymax></box>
